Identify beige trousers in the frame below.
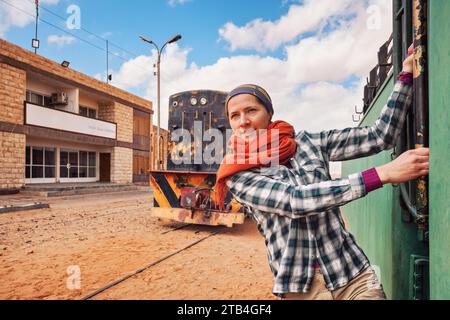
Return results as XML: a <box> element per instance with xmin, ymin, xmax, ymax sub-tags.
<box><xmin>280</xmin><ymin>266</ymin><xmax>386</xmax><ymax>300</ymax></box>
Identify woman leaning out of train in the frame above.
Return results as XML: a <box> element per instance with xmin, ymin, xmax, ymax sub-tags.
<box><xmin>215</xmin><ymin>45</ymin><xmax>429</xmax><ymax>300</ymax></box>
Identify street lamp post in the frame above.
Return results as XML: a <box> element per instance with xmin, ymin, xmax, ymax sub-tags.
<box><xmin>140</xmin><ymin>34</ymin><xmax>182</xmax><ymax>171</ymax></box>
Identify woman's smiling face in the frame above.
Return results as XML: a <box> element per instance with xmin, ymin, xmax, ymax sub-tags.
<box><xmin>227</xmin><ymin>94</ymin><xmax>272</xmax><ymax>136</ymax></box>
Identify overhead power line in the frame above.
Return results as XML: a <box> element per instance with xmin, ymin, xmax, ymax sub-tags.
<box><xmin>0</xmin><ymin>0</ymin><xmax>185</xmax><ymax>95</ymax></box>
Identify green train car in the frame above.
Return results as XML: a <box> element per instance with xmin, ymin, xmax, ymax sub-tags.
<box><xmin>341</xmin><ymin>0</ymin><xmax>449</xmax><ymax>299</ymax></box>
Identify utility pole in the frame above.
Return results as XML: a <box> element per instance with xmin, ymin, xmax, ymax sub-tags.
<box><xmin>139</xmin><ymin>34</ymin><xmax>182</xmax><ymax>170</ymax></box>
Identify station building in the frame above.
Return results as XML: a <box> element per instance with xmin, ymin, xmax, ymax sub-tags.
<box><xmin>0</xmin><ymin>39</ymin><xmax>161</xmax><ymax>192</ymax></box>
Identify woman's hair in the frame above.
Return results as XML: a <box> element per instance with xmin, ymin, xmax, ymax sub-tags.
<box><xmin>225</xmin><ymin>84</ymin><xmax>273</xmax><ymax>116</ymax></box>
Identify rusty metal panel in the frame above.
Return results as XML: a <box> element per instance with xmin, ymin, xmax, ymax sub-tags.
<box><xmin>412</xmin><ymin>0</ymin><xmax>429</xmax><ymax>230</ymax></box>
<box><xmin>167</xmin><ymin>90</ymin><xmax>230</xmax><ymax>172</ymax></box>
<box><xmin>152</xmin><ymin>207</ymin><xmax>245</xmax><ymax>228</ymax></box>
<box><xmin>150</xmin><ymin>170</ymin><xmax>244</xmax><ymax>227</ymax></box>
<box><xmin>150</xmin><ymin>170</ymin><xmax>240</xmax><ymax>209</ymax></box>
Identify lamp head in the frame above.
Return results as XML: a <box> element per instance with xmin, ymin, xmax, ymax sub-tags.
<box><xmin>139</xmin><ymin>35</ymin><xmax>154</xmax><ymax>45</ymax></box>
<box><xmin>167</xmin><ymin>34</ymin><xmax>182</xmax><ymax>44</ymax></box>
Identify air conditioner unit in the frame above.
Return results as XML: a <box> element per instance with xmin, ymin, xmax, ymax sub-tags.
<box><xmin>50</xmin><ymin>92</ymin><xmax>68</xmax><ymax>105</ymax></box>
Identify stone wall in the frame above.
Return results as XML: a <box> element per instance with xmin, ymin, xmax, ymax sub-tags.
<box><xmin>98</xmin><ymin>103</ymin><xmax>133</xmax><ymax>144</ymax></box>
<box><xmin>0</xmin><ymin>62</ymin><xmax>26</xmax><ymax>124</ymax></box>
<box><xmin>151</xmin><ymin>125</ymin><xmax>169</xmax><ymax>170</ymax></box>
<box><xmin>111</xmin><ymin>147</ymin><xmax>133</xmax><ymax>184</ymax></box>
<box><xmin>0</xmin><ymin>132</ymin><xmax>25</xmax><ymax>190</ymax></box>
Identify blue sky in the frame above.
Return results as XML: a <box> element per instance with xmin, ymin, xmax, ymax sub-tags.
<box><xmin>0</xmin><ymin>0</ymin><xmax>393</xmax><ymax>135</ymax></box>
<box><xmin>1</xmin><ymin>0</ymin><xmax>292</xmax><ymax>75</ymax></box>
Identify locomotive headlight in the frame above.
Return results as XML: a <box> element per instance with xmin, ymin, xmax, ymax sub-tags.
<box><xmin>190</xmin><ymin>97</ymin><xmax>198</xmax><ymax>106</ymax></box>
<box><xmin>200</xmin><ymin>97</ymin><xmax>208</xmax><ymax>105</ymax></box>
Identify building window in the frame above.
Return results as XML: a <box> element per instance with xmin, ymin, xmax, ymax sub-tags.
<box><xmin>25</xmin><ymin>146</ymin><xmax>30</xmax><ymax>179</ymax></box>
<box><xmin>26</xmin><ymin>146</ymin><xmax>56</xmax><ymax>179</ymax></box>
<box><xmin>60</xmin><ymin>150</ymin><xmax>78</xmax><ymax>178</ymax></box>
<box><xmin>79</xmin><ymin>106</ymin><xmax>97</xmax><ymax>119</ymax></box>
<box><xmin>60</xmin><ymin>150</ymin><xmax>96</xmax><ymax>179</ymax></box>
<box><xmin>26</xmin><ymin>90</ymin><xmax>52</xmax><ymax>107</ymax></box>
<box><xmin>79</xmin><ymin>151</ymin><xmax>97</xmax><ymax>178</ymax></box>
<box><xmin>88</xmin><ymin>152</ymin><xmax>96</xmax><ymax>177</ymax></box>
<box><xmin>80</xmin><ymin>151</ymin><xmax>88</xmax><ymax>178</ymax></box>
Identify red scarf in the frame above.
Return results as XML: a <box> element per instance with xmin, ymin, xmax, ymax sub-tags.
<box><xmin>215</xmin><ymin>120</ymin><xmax>297</xmax><ymax>210</ymax></box>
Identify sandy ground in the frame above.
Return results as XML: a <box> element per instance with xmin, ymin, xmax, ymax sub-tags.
<box><xmin>0</xmin><ymin>191</ymin><xmax>275</xmax><ymax>300</ymax></box>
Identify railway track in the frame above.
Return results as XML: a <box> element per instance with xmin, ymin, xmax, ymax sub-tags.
<box><xmin>1</xmin><ymin>198</ymin><xmax>225</xmax><ymax>299</ymax></box>
<box><xmin>80</xmin><ymin>227</ymin><xmax>223</xmax><ymax>300</ymax></box>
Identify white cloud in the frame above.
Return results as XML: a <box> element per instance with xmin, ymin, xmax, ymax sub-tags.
<box><xmin>110</xmin><ymin>0</ymin><xmax>392</xmax><ymax>136</ymax></box>
<box><xmin>100</xmin><ymin>31</ymin><xmax>113</xmax><ymax>38</ymax></box>
<box><xmin>284</xmin><ymin>0</ymin><xmax>392</xmax><ymax>83</ymax></box>
<box><xmin>218</xmin><ymin>0</ymin><xmax>355</xmax><ymax>52</ymax></box>
<box><xmin>47</xmin><ymin>34</ymin><xmax>76</xmax><ymax>47</ymax></box>
<box><xmin>167</xmin><ymin>0</ymin><xmax>192</xmax><ymax>7</ymax></box>
<box><xmin>273</xmin><ymin>80</ymin><xmax>364</xmax><ymax>132</ymax></box>
<box><xmin>0</xmin><ymin>0</ymin><xmax>60</xmax><ymax>36</ymax></box>
<box><xmin>110</xmin><ymin>46</ymin><xmax>361</xmax><ymax>133</ymax></box>
<box><xmin>109</xmin><ymin>44</ymin><xmax>192</xmax><ymax>91</ymax></box>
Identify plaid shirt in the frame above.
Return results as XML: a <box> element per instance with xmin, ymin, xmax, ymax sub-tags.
<box><xmin>226</xmin><ymin>80</ymin><xmax>412</xmax><ymax>294</ymax></box>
